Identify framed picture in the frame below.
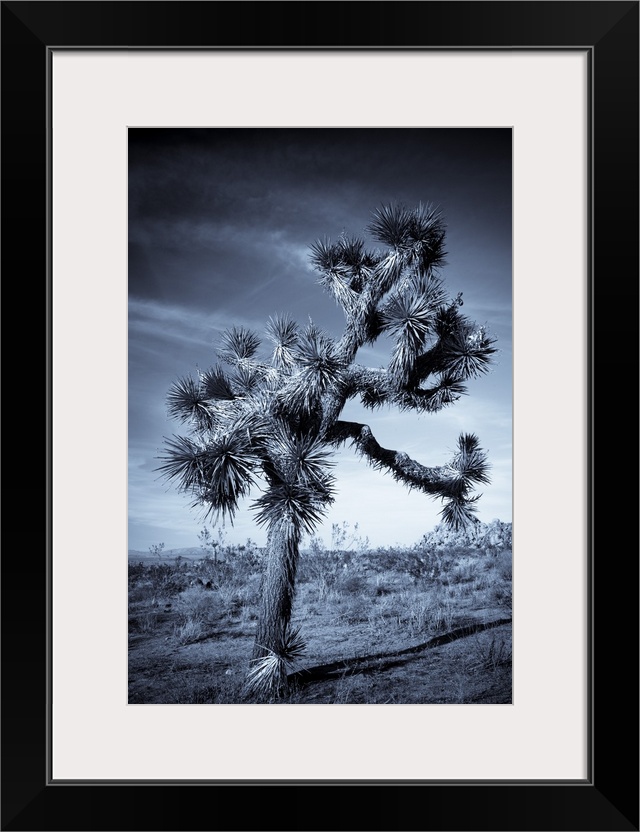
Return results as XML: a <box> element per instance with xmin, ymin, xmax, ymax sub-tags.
<box><xmin>3</xmin><ymin>1</ymin><xmax>637</xmax><ymax>830</ymax></box>
<box><xmin>126</xmin><ymin>123</ymin><xmax>515</xmax><ymax>711</ymax></box>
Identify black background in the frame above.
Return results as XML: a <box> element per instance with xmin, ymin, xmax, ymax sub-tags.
<box><xmin>2</xmin><ymin>2</ymin><xmax>638</xmax><ymax>830</ymax></box>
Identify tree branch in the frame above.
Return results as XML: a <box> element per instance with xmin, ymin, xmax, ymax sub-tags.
<box><xmin>326</xmin><ymin>420</ymin><xmax>456</xmax><ymax>497</ymax></box>
<box><xmin>326</xmin><ymin>422</ymin><xmax>490</xmax><ymax>530</ymax></box>
<box><xmin>345</xmin><ymin>365</ymin><xmax>466</xmax><ymax>414</ymax></box>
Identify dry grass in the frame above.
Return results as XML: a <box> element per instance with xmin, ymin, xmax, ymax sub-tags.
<box><xmin>129</xmin><ymin>536</ymin><xmax>512</xmax><ymax>704</ymax></box>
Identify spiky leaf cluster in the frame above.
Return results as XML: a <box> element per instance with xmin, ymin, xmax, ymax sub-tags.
<box><xmin>368</xmin><ymin>202</ymin><xmax>447</xmax><ymax>271</ymax></box>
<box><xmin>283</xmin><ymin>323</ymin><xmax>346</xmax><ymax>417</ymax></box>
<box><xmin>218</xmin><ymin>325</ymin><xmax>261</xmax><ymax>364</ymax></box>
<box><xmin>158</xmin><ymin>428</ymin><xmax>259</xmax><ymax>522</ymax></box>
<box><xmin>199</xmin><ymin>366</ymin><xmax>235</xmax><ymax>400</ymax></box>
<box><xmin>166</xmin><ymin>375</ymin><xmax>214</xmax><ymax>429</ymax></box>
<box><xmin>244</xmin><ymin>624</ymin><xmax>306</xmax><ymax>697</ymax></box>
<box><xmin>265</xmin><ymin>314</ymin><xmax>299</xmax><ymax>371</ymax></box>
<box><xmin>438</xmin><ymin>434</ymin><xmax>491</xmax><ymax>529</ymax></box>
<box><xmin>254</xmin><ymin>426</ymin><xmax>336</xmax><ymax>535</ymax></box>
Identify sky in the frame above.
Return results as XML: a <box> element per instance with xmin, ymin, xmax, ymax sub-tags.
<box><xmin>128</xmin><ymin>128</ymin><xmax>512</xmax><ymax>553</ymax></box>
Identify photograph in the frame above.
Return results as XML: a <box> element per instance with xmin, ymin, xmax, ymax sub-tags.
<box><xmin>128</xmin><ymin>127</ymin><xmax>513</xmax><ymax>704</ymax></box>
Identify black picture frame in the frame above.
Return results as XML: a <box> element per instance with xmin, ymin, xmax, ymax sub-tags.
<box><xmin>2</xmin><ymin>2</ymin><xmax>638</xmax><ymax>830</ymax></box>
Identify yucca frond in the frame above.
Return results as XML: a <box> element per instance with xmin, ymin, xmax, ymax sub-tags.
<box><xmin>198</xmin><ymin>430</ymin><xmax>259</xmax><ymax>521</ymax></box>
<box><xmin>433</xmin><ymin>303</ymin><xmax>465</xmax><ymax>339</ymax></box>
<box><xmin>360</xmin><ymin>383</ymin><xmax>389</xmax><ymax>410</ymax></box>
<box><xmin>407</xmin><ymin>202</ymin><xmax>444</xmax><ymax>242</ymax></box>
<box><xmin>337</xmin><ymin>235</ymin><xmax>364</xmax><ymax>269</ymax></box>
<box><xmin>285</xmin><ymin>324</ymin><xmax>346</xmax><ymax>414</ymax></box>
<box><xmin>199</xmin><ymin>366</ymin><xmax>235</xmax><ymax>401</ymax></box>
<box><xmin>441</xmin><ymin>324</ymin><xmax>497</xmax><ymax>379</ymax></box>
<box><xmin>267</xmin><ymin>427</ymin><xmax>334</xmax><ymax>487</ymax></box>
<box><xmin>338</xmin><ymin>235</ymin><xmax>374</xmax><ymax>293</ymax></box>
<box><xmin>428</xmin><ymin>372</ymin><xmax>468</xmax><ymax>406</ymax></box>
<box><xmin>368</xmin><ymin>203</ymin><xmax>413</xmax><ymax>248</ymax></box>
<box><xmin>156</xmin><ymin>435</ymin><xmax>207</xmax><ymax>492</ymax></box>
<box><xmin>309</xmin><ymin>237</ymin><xmax>341</xmax><ymax>273</ymax></box>
<box><xmin>387</xmin><ymin>333</ymin><xmax>422</xmax><ymax>387</ymax></box>
<box><xmin>383</xmin><ymin>290</ymin><xmax>436</xmax><ymax>385</ymax></box>
<box><xmin>382</xmin><ymin>292</ymin><xmax>433</xmax><ymax>342</ymax></box>
<box><xmin>440</xmin><ymin>494</ymin><xmax>481</xmax><ymax>530</ymax></box>
<box><xmin>266</xmin><ymin>314</ymin><xmax>298</xmax><ymax>347</ymax></box>
<box><xmin>231</xmin><ymin>397</ymin><xmax>273</xmax><ymax>446</ymax></box>
<box><xmin>265</xmin><ymin>314</ymin><xmax>299</xmax><ymax>370</ymax></box>
<box><xmin>446</xmin><ymin>432</ymin><xmax>491</xmax><ymax>486</ymax></box>
<box><xmin>395</xmin><ymin>372</ymin><xmax>467</xmax><ymax>413</ymax></box>
<box><xmin>244</xmin><ymin>652</ymin><xmax>287</xmax><ymax>698</ymax></box>
<box><xmin>372</xmin><ymin>248</ymin><xmax>405</xmax><ymax>295</ymax></box>
<box><xmin>231</xmin><ymin>364</ymin><xmax>262</xmax><ymax>396</ymax></box>
<box><xmin>245</xmin><ymin>626</ymin><xmax>307</xmax><ymax>697</ymax></box>
<box><xmin>253</xmin><ymin>477</ymin><xmax>335</xmax><ymax>535</ymax></box>
<box><xmin>405</xmin><ymin>202</ymin><xmax>448</xmax><ymax>270</ymax></box>
<box><xmin>410</xmin><ymin>270</ymin><xmax>449</xmax><ymax>310</ymax></box>
<box><xmin>310</xmin><ymin>235</ymin><xmax>374</xmax><ymax>293</ymax></box>
<box><xmin>218</xmin><ymin>326</ymin><xmax>261</xmax><ymax>364</ymax></box>
<box><xmin>166</xmin><ymin>375</ymin><xmax>213</xmax><ymax>426</ymax></box>
<box><xmin>317</xmin><ymin>268</ymin><xmax>358</xmax><ymax>313</ymax></box>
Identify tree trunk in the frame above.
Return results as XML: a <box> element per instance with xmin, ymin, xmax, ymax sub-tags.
<box><xmin>248</xmin><ymin>519</ymin><xmax>300</xmax><ymax>696</ymax></box>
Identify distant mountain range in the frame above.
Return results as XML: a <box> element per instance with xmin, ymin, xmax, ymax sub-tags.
<box><xmin>128</xmin><ymin>547</ymin><xmax>206</xmax><ymax>562</ymax></box>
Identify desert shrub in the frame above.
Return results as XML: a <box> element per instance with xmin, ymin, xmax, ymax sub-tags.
<box><xmin>298</xmin><ymin>546</ymin><xmax>347</xmax><ymax>594</ymax></box>
<box><xmin>417</xmin><ymin>519</ymin><xmax>512</xmax><ymax>556</ymax></box>
<box><xmin>403</xmin><ymin>599</ymin><xmax>432</xmax><ymax>636</ymax></box>
<box><xmin>193</xmin><ymin>557</ymin><xmax>233</xmax><ymax>587</ymax></box>
<box><xmin>449</xmin><ymin>556</ymin><xmax>481</xmax><ymax>585</ymax></box>
<box><xmin>373</xmin><ymin>577</ymin><xmax>394</xmax><ymax>597</ymax></box>
<box><xmin>428</xmin><ymin>600</ymin><xmax>455</xmax><ymax>632</ymax></box>
<box><xmin>175</xmin><ymin>587</ymin><xmax>218</xmax><ymax>625</ymax></box>
<box><xmin>128</xmin><ymin>582</ymin><xmax>156</xmax><ymax>604</ymax></box>
<box><xmin>128</xmin><ymin>561</ymin><xmax>147</xmax><ymax>585</ymax></box>
<box><xmin>338</xmin><ymin>594</ymin><xmax>370</xmax><ymax>625</ymax></box>
<box><xmin>146</xmin><ymin>562</ymin><xmax>189</xmax><ymax>596</ymax></box>
<box><xmin>364</xmin><ymin>595</ymin><xmax>397</xmax><ymax>633</ymax></box>
<box><xmin>490</xmin><ymin>582</ymin><xmax>512</xmax><ymax>608</ymax></box>
<box><xmin>369</xmin><ymin>543</ymin><xmax>470</xmax><ymax>584</ymax></box>
<box><xmin>161</xmin><ymin>676</ymin><xmax>245</xmax><ymax>704</ymax></box>
<box><xmin>471</xmin><ymin>573</ymin><xmax>492</xmax><ymax>593</ymax></box>
<box><xmin>232</xmin><ymin>572</ymin><xmax>262</xmax><ymax>608</ymax></box>
<box><xmin>188</xmin><ymin>540</ymin><xmax>264</xmax><ymax>590</ymax></box>
<box><xmin>299</xmin><ymin>525</ymin><xmax>371</xmax><ymax>587</ymax></box>
<box><xmin>365</xmin><ymin>546</ymin><xmax>408</xmax><ymax>574</ymax></box>
<box><xmin>469</xmin><ymin>631</ymin><xmax>512</xmax><ymax>672</ymax></box>
<box><xmin>148</xmin><ymin>542</ymin><xmax>165</xmax><ymax>559</ymax></box>
<box><xmin>174</xmin><ymin>618</ymin><xmax>205</xmax><ymax>645</ymax></box>
<box><xmin>406</xmin><ymin>547</ymin><xmax>445</xmax><ymax>582</ymax></box>
<box><xmin>134</xmin><ymin>611</ymin><xmax>159</xmax><ymax>633</ymax></box>
<box><xmin>128</xmin><ymin>562</ymin><xmax>190</xmax><ymax>599</ymax></box>
<box><xmin>496</xmin><ymin>549</ymin><xmax>512</xmax><ymax>581</ymax></box>
<box><xmin>326</xmin><ymin>593</ymin><xmax>368</xmax><ymax>626</ymax></box>
<box><xmin>336</xmin><ymin>573</ymin><xmax>368</xmax><ymax>596</ymax></box>
<box><xmin>230</xmin><ymin>538</ymin><xmax>263</xmax><ymax>572</ymax></box>
<box><xmin>219</xmin><ymin>589</ymin><xmax>252</xmax><ymax>623</ymax></box>
<box><xmin>330</xmin><ymin>522</ymin><xmax>370</xmax><ymax>555</ymax></box>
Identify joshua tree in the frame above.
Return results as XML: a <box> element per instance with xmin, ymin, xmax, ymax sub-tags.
<box><xmin>158</xmin><ymin>203</ymin><xmax>497</xmax><ymax>696</ymax></box>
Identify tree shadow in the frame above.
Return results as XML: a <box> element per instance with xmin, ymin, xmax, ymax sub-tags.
<box><xmin>288</xmin><ymin>617</ymin><xmax>512</xmax><ymax>686</ymax></box>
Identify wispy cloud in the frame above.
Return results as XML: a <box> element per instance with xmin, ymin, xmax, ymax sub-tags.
<box><xmin>128</xmin><ymin>297</ymin><xmax>270</xmax><ymax>352</ymax></box>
